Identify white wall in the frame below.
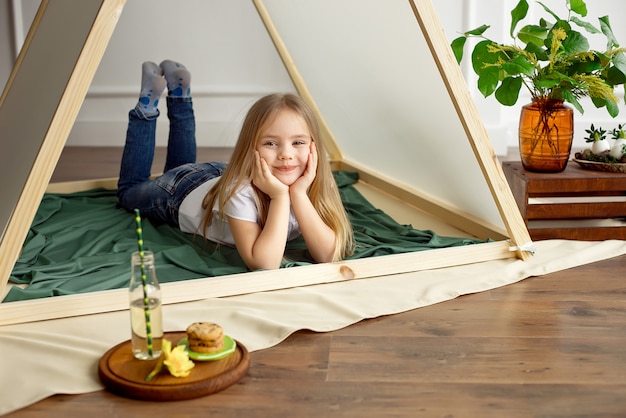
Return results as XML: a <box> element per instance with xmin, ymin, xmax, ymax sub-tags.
<box><xmin>2</xmin><ymin>0</ymin><xmax>626</xmax><ymax>154</ymax></box>
<box><xmin>1</xmin><ymin>0</ymin><xmax>296</xmax><ymax>149</ymax></box>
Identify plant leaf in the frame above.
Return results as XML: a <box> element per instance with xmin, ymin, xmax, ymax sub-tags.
<box><xmin>450</xmin><ymin>36</ymin><xmax>466</xmax><ymax>64</ymax></box>
<box><xmin>465</xmin><ymin>24</ymin><xmax>490</xmax><ymax>37</ymax></box>
<box><xmin>545</xmin><ymin>20</ymin><xmax>571</xmax><ymax>50</ymax></box>
<box><xmin>609</xmin><ymin>54</ymin><xmax>626</xmax><ymax>83</ymax></box>
<box><xmin>569</xmin><ymin>16</ymin><xmax>600</xmax><ymax>34</ymax></box>
<box><xmin>589</xmin><ymin>96</ymin><xmax>617</xmax><ymax>117</ymax></box>
<box><xmin>562</xmin><ymin>89</ymin><xmax>584</xmax><ymax>114</ymax></box>
<box><xmin>605</xmin><ymin>66</ymin><xmax>626</xmax><ymax>86</ymax></box>
<box><xmin>502</xmin><ymin>55</ymin><xmax>536</xmax><ymax>76</ymax></box>
<box><xmin>517</xmin><ymin>24</ymin><xmax>548</xmax><ymax>47</ymax></box>
<box><xmin>525</xmin><ymin>42</ymin><xmax>549</xmax><ymax>61</ymax></box>
<box><xmin>534</xmin><ymin>77</ymin><xmax>561</xmax><ymax>89</ymax></box>
<box><xmin>510</xmin><ymin>0</ymin><xmax>529</xmax><ymax>37</ymax></box>
<box><xmin>494</xmin><ymin>76</ymin><xmax>523</xmax><ymax>105</ymax></box>
<box><xmin>536</xmin><ymin>2</ymin><xmax>561</xmax><ymax>22</ymax></box>
<box><xmin>546</xmin><ymin>71</ymin><xmax>578</xmax><ymax>92</ymax></box>
<box><xmin>477</xmin><ymin>67</ymin><xmax>500</xmax><ymax>97</ymax></box>
<box><xmin>568</xmin><ymin>0</ymin><xmax>587</xmax><ymax>17</ymax></box>
<box><xmin>471</xmin><ymin>40</ymin><xmax>503</xmax><ymax>75</ymax></box>
<box><xmin>590</xmin><ymin>97</ymin><xmax>603</xmax><ymax>108</ymax></box>
<box><xmin>561</xmin><ymin>30</ymin><xmax>589</xmax><ymax>55</ymax></box>
<box><xmin>565</xmin><ymin>56</ymin><xmax>602</xmax><ymax>75</ymax></box>
<box><xmin>606</xmin><ymin>98</ymin><xmax>619</xmax><ymax>117</ymax></box>
<box><xmin>599</xmin><ymin>16</ymin><xmax>619</xmax><ymax>48</ymax></box>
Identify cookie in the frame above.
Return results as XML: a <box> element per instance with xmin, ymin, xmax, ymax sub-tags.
<box><xmin>186</xmin><ymin>322</ymin><xmax>224</xmax><ymax>353</ymax></box>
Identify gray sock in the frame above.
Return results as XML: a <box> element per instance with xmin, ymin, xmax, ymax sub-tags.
<box><xmin>136</xmin><ymin>61</ymin><xmax>166</xmax><ymax>116</ymax></box>
<box><xmin>160</xmin><ymin>60</ymin><xmax>191</xmax><ymax>97</ymax></box>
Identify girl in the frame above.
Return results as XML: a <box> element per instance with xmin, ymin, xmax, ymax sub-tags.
<box><xmin>117</xmin><ymin>60</ymin><xmax>353</xmax><ymax>270</ymax></box>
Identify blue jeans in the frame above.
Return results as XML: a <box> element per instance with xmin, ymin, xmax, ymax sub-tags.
<box><xmin>117</xmin><ymin>97</ymin><xmax>227</xmax><ymax>226</ymax></box>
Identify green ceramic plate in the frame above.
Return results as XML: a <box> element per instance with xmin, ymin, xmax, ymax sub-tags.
<box><xmin>177</xmin><ymin>335</ymin><xmax>237</xmax><ymax>361</ymax></box>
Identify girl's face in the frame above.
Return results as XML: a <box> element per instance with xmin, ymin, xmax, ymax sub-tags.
<box><xmin>256</xmin><ymin>109</ymin><xmax>312</xmax><ymax>186</ymax></box>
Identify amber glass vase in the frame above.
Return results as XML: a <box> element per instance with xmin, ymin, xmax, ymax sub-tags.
<box><xmin>518</xmin><ymin>97</ymin><xmax>574</xmax><ymax>172</ymax></box>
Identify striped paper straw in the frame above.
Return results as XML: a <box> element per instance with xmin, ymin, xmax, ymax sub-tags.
<box><xmin>134</xmin><ymin>209</ymin><xmax>153</xmax><ymax>357</ymax></box>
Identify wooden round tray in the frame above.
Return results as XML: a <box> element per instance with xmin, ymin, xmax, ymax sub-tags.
<box><xmin>98</xmin><ymin>331</ymin><xmax>249</xmax><ymax>401</ymax></box>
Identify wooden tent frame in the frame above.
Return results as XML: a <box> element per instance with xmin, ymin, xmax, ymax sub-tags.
<box><xmin>0</xmin><ymin>0</ymin><xmax>532</xmax><ymax>326</ymax></box>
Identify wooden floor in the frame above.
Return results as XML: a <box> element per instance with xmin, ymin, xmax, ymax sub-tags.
<box><xmin>7</xmin><ymin>147</ymin><xmax>626</xmax><ymax>417</ymax></box>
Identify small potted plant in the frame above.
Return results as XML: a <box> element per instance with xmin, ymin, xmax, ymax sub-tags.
<box><xmin>584</xmin><ymin>124</ymin><xmax>609</xmax><ymax>155</ymax></box>
<box><xmin>610</xmin><ymin>123</ymin><xmax>626</xmax><ymax>160</ymax></box>
<box><xmin>451</xmin><ymin>0</ymin><xmax>626</xmax><ymax>173</ymax></box>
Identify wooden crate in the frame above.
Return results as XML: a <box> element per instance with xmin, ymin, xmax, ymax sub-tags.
<box><xmin>503</xmin><ymin>161</ymin><xmax>626</xmax><ymax>240</ymax></box>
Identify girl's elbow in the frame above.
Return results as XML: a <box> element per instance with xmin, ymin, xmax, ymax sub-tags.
<box><xmin>311</xmin><ymin>249</ymin><xmax>336</xmax><ymax>264</ymax></box>
<box><xmin>245</xmin><ymin>257</ymin><xmax>282</xmax><ymax>271</ymax></box>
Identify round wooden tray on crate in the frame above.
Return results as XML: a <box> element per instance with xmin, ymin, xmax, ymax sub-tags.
<box><xmin>98</xmin><ymin>331</ymin><xmax>249</xmax><ymax>401</ymax></box>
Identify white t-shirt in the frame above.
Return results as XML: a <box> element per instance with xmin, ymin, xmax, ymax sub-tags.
<box><xmin>178</xmin><ymin>177</ymin><xmax>301</xmax><ymax>246</ymax></box>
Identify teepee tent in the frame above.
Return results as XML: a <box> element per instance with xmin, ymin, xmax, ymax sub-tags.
<box><xmin>0</xmin><ymin>0</ymin><xmax>532</xmax><ymax>326</ymax></box>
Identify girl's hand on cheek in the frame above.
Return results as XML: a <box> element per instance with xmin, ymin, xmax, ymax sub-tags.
<box><xmin>291</xmin><ymin>141</ymin><xmax>318</xmax><ymax>195</ymax></box>
<box><xmin>252</xmin><ymin>151</ymin><xmax>289</xmax><ymax>199</ymax></box>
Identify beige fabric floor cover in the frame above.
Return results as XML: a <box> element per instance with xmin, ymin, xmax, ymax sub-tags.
<box><xmin>1</xmin><ymin>239</ymin><xmax>625</xmax><ymax>415</ymax></box>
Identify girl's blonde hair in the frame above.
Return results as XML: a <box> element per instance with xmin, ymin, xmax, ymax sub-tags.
<box><xmin>201</xmin><ymin>93</ymin><xmax>354</xmax><ymax>261</ymax></box>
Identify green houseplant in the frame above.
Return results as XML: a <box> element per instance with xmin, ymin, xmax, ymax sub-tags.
<box><xmin>451</xmin><ymin>0</ymin><xmax>626</xmax><ymax>172</ymax></box>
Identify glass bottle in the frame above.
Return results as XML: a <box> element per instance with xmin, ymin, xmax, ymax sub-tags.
<box><xmin>129</xmin><ymin>251</ymin><xmax>163</xmax><ymax>360</ymax></box>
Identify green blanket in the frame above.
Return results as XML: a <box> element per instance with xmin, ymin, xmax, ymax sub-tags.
<box><xmin>6</xmin><ymin>171</ymin><xmax>486</xmax><ymax>302</ymax></box>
